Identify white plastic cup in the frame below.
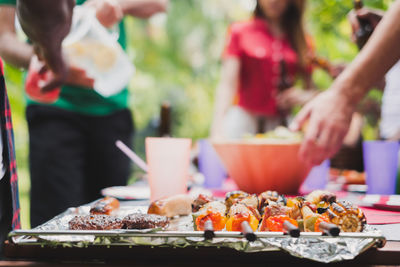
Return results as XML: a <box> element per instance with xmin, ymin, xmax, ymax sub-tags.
<box><xmin>146</xmin><ymin>137</ymin><xmax>192</xmax><ymax>201</ymax></box>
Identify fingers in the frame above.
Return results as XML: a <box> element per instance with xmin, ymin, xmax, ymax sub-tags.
<box><xmin>326</xmin><ymin>131</ymin><xmax>345</xmax><ymax>159</ymax></box>
<box><xmin>298</xmin><ymin>112</ymin><xmax>321</xmax><ymax>165</ymax></box>
<box><xmin>66</xmin><ymin>65</ymin><xmax>95</xmax><ymax>88</ymax></box>
<box><xmin>40</xmin><ymin>43</ymin><xmax>69</xmax><ymax>88</ymax></box>
<box><xmin>299</xmin><ymin>117</ymin><xmax>349</xmax><ymax>166</ymax></box>
<box><xmin>355</xmin><ymin>8</ymin><xmax>383</xmax><ymax>28</ymax></box>
<box><xmin>95</xmin><ymin>0</ymin><xmax>123</xmax><ymax>28</ymax></box>
<box><xmin>82</xmin><ymin>76</ymin><xmax>95</xmax><ymax>88</ymax></box>
<box><xmin>38</xmin><ymin>63</ymin><xmax>48</xmax><ymax>75</ymax></box>
<box><xmin>40</xmin><ymin>75</ymin><xmax>64</xmax><ymax>93</ymax></box>
<box><xmin>299</xmin><ymin>121</ymin><xmax>331</xmax><ymax>166</ymax></box>
<box><xmin>347</xmin><ymin>10</ymin><xmax>360</xmax><ymax>41</ymax></box>
<box><xmin>289</xmin><ymin>102</ymin><xmax>311</xmax><ymax>132</ymax></box>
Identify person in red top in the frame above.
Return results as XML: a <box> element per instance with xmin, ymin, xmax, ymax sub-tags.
<box><xmin>211</xmin><ymin>0</ymin><xmax>316</xmax><ymax>138</ymax></box>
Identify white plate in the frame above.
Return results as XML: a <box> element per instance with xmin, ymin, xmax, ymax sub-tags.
<box><xmin>101</xmin><ymin>185</ymin><xmax>150</xmax><ymax>200</ymax></box>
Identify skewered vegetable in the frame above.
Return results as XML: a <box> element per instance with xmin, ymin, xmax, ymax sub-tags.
<box><xmin>306</xmin><ymin>190</ymin><xmax>336</xmax><ymax>205</ymax></box>
<box><xmin>259</xmin><ymin>215</ymin><xmax>298</xmax><ymax>232</ymax></box>
<box><xmin>314</xmin><ymin>215</ymin><xmax>330</xmax><ymax>232</ymax></box>
<box><xmin>190</xmin><ymin>189</ymin><xmax>366</xmax><ymax>234</ymax></box>
<box><xmin>286</xmin><ymin>197</ymin><xmax>304</xmax><ymax>220</ymax></box>
<box><xmin>237</xmin><ymin>194</ymin><xmax>259</xmax><ymax>210</ymax></box>
<box><xmin>258</xmin><ymin>190</ymin><xmax>279</xmax><ymax>210</ymax></box>
<box><xmin>324</xmin><ymin>201</ymin><xmax>366</xmax><ymax>232</ymax></box>
<box><xmin>225</xmin><ymin>191</ymin><xmax>248</xmax><ymax>211</ymax></box>
<box><xmin>193</xmin><ymin>201</ymin><xmax>227</xmax><ymax>231</ymax></box>
<box><xmin>226</xmin><ymin>203</ymin><xmax>259</xmax><ymax>231</ymax></box>
<box><xmin>262</xmin><ymin>202</ymin><xmax>291</xmax><ymax>219</ymax></box>
<box><xmin>301</xmin><ymin>205</ymin><xmax>320</xmax><ymax>232</ymax></box>
<box><xmin>192</xmin><ymin>194</ymin><xmax>214</xmax><ymax>212</ymax></box>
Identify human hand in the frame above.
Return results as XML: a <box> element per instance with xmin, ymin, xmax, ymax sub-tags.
<box><xmin>119</xmin><ymin>0</ymin><xmax>168</xmax><ymax>18</ymax></box>
<box><xmin>65</xmin><ymin>65</ymin><xmax>95</xmax><ymax>88</ymax></box>
<box><xmin>289</xmin><ymin>89</ymin><xmax>356</xmax><ymax>166</ymax></box>
<box><xmin>348</xmin><ymin>7</ymin><xmax>383</xmax><ymax>42</ymax></box>
<box><xmin>277</xmin><ymin>88</ymin><xmax>317</xmax><ymax>111</ymax></box>
<box><xmin>17</xmin><ymin>0</ymin><xmax>75</xmax><ymax>92</ymax></box>
<box><xmin>29</xmin><ymin>56</ymin><xmax>94</xmax><ymax>91</ymax></box>
<box><xmin>86</xmin><ymin>0</ymin><xmax>123</xmax><ymax>28</ymax></box>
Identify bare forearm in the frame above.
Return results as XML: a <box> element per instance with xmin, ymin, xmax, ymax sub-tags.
<box><xmin>17</xmin><ymin>0</ymin><xmax>75</xmax><ymax>91</ymax></box>
<box><xmin>118</xmin><ymin>0</ymin><xmax>168</xmax><ymax>18</ymax></box>
<box><xmin>0</xmin><ymin>6</ymin><xmax>33</xmax><ymax>69</ymax></box>
<box><xmin>334</xmin><ymin>0</ymin><xmax>400</xmax><ymax>104</ymax></box>
<box><xmin>0</xmin><ymin>33</ymin><xmax>33</xmax><ymax>69</ymax></box>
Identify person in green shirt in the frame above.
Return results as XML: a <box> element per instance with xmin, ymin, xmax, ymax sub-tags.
<box><xmin>0</xmin><ymin>0</ymin><xmax>168</xmax><ymax>227</ymax></box>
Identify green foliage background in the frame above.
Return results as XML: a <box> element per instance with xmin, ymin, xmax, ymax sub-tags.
<box><xmin>2</xmin><ymin>0</ymin><xmax>392</xmax><ymax>228</ymax></box>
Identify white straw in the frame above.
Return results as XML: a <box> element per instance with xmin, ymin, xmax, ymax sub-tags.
<box><xmin>115</xmin><ymin>140</ymin><xmax>148</xmax><ymax>173</ymax></box>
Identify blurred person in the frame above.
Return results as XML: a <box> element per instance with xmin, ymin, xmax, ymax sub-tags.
<box><xmin>290</xmin><ymin>0</ymin><xmax>400</xmax><ymax>166</ymax></box>
<box><xmin>0</xmin><ymin>58</ymin><xmax>21</xmax><ymax>257</ymax></box>
<box><xmin>0</xmin><ymin>0</ymin><xmax>168</xmax><ymax>227</ymax></box>
<box><xmin>211</xmin><ymin>0</ymin><xmax>321</xmax><ymax>139</ymax></box>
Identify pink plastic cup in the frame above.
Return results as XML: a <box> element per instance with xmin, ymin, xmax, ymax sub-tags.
<box><xmin>146</xmin><ymin>137</ymin><xmax>192</xmax><ymax>201</ymax></box>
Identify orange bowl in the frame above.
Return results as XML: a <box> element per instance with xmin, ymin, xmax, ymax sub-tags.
<box><xmin>213</xmin><ymin>140</ymin><xmax>311</xmax><ymax>194</ymax></box>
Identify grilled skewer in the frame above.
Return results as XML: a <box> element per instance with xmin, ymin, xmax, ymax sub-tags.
<box><xmin>283</xmin><ymin>220</ymin><xmax>300</xmax><ymax>237</ymax></box>
<box><xmin>203</xmin><ymin>220</ymin><xmax>215</xmax><ymax>240</ymax></box>
<box><xmin>318</xmin><ymin>221</ymin><xmax>340</xmax><ymax>236</ymax></box>
<box><xmin>241</xmin><ymin>221</ymin><xmax>256</xmax><ymax>242</ymax></box>
<box><xmin>324</xmin><ymin>201</ymin><xmax>366</xmax><ymax>232</ymax></box>
<box><xmin>225</xmin><ymin>197</ymin><xmax>259</xmax><ymax>242</ymax></box>
<box><xmin>193</xmin><ymin>201</ymin><xmax>227</xmax><ymax>240</ymax></box>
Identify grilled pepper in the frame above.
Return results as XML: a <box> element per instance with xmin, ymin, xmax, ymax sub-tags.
<box><xmin>226</xmin><ymin>203</ymin><xmax>259</xmax><ymax>231</ymax></box>
<box><xmin>259</xmin><ymin>215</ymin><xmax>298</xmax><ymax>232</ymax></box>
<box><xmin>193</xmin><ymin>201</ymin><xmax>227</xmax><ymax>231</ymax></box>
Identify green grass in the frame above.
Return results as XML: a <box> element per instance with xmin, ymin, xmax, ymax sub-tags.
<box><xmin>18</xmin><ymin>168</ymin><xmax>30</xmax><ymax>229</ymax></box>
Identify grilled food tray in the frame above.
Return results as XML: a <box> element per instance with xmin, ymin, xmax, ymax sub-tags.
<box><xmin>9</xmin><ymin>203</ymin><xmax>386</xmax><ymax>263</ymax></box>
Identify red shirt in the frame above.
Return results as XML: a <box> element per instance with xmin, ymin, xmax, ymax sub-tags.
<box><xmin>224</xmin><ymin>18</ymin><xmax>300</xmax><ymax>116</ymax></box>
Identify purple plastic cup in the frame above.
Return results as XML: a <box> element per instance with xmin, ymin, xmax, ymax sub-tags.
<box><xmin>363</xmin><ymin>140</ymin><xmax>399</xmax><ymax>195</ymax></box>
<box><xmin>198</xmin><ymin>139</ymin><xmax>227</xmax><ymax>188</ymax></box>
<box><xmin>301</xmin><ymin>160</ymin><xmax>330</xmax><ymax>193</ymax></box>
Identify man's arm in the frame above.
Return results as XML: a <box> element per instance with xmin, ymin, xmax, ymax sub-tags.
<box><xmin>118</xmin><ymin>0</ymin><xmax>168</xmax><ymax>18</ymax></box>
<box><xmin>0</xmin><ymin>6</ymin><xmax>33</xmax><ymax>69</ymax></box>
<box><xmin>333</xmin><ymin>1</ymin><xmax>400</xmax><ymax>105</ymax></box>
<box><xmin>291</xmin><ymin>0</ymin><xmax>400</xmax><ymax>165</ymax></box>
<box><xmin>16</xmin><ymin>0</ymin><xmax>75</xmax><ymax>92</ymax></box>
<box><xmin>86</xmin><ymin>0</ymin><xmax>167</xmax><ymax>29</ymax></box>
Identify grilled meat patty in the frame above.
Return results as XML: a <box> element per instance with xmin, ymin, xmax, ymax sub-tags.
<box><xmin>123</xmin><ymin>213</ymin><xmax>169</xmax><ymax>229</ymax></box>
<box><xmin>69</xmin><ymin>215</ymin><xmax>124</xmax><ymax>230</ymax></box>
